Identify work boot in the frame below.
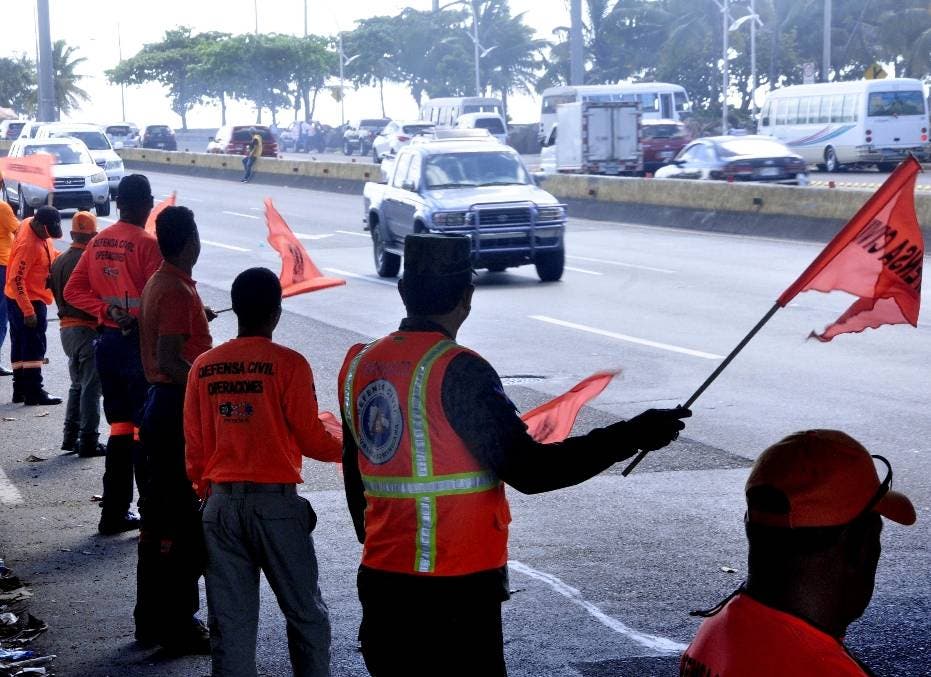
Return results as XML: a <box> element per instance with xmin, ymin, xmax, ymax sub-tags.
<box><xmin>98</xmin><ymin>512</ymin><xmax>141</xmax><ymax>536</ymax></box>
<box><xmin>11</xmin><ymin>368</ymin><xmax>23</xmax><ymax>403</ymax></box>
<box><xmin>77</xmin><ymin>433</ymin><xmax>106</xmax><ymax>458</ymax></box>
<box><xmin>24</xmin><ymin>390</ymin><xmax>62</xmax><ymax>406</ymax></box>
<box><xmin>61</xmin><ymin>428</ymin><xmax>79</xmax><ymax>453</ymax></box>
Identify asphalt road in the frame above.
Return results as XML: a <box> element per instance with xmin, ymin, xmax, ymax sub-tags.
<box><xmin>1</xmin><ymin>169</ymin><xmax>929</xmax><ymax>676</ymax></box>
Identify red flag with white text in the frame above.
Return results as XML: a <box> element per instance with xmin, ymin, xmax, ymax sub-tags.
<box><xmin>145</xmin><ymin>192</ymin><xmax>176</xmax><ymax>235</ymax></box>
<box><xmin>777</xmin><ymin>156</ymin><xmax>923</xmax><ymax>341</ymax></box>
<box><xmin>264</xmin><ymin>198</ymin><xmax>345</xmax><ymax>298</ymax></box>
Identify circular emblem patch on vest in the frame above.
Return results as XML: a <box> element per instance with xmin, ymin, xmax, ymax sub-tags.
<box><xmin>357</xmin><ymin>379</ymin><xmax>404</xmax><ymax>465</ymax></box>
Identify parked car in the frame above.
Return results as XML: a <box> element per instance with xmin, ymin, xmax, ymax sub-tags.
<box><xmin>206</xmin><ymin>126</ymin><xmax>279</xmax><ymax>157</ymax></box>
<box><xmin>3</xmin><ymin>137</ymin><xmax>111</xmax><ymax>218</ymax></box>
<box><xmin>640</xmin><ymin>119</ymin><xmax>690</xmax><ymax>173</ymax></box>
<box><xmin>142</xmin><ymin>124</ymin><xmax>177</xmax><ymax>150</ymax></box>
<box><xmin>104</xmin><ymin>123</ymin><xmax>141</xmax><ymax>149</ymax></box>
<box><xmin>343</xmin><ymin>118</ymin><xmax>390</xmax><ymax>156</ymax></box>
<box><xmin>362</xmin><ymin>136</ymin><xmax>567</xmax><ymax>281</ymax></box>
<box><xmin>35</xmin><ymin>123</ymin><xmax>124</xmax><ymax>198</ymax></box>
<box><xmin>0</xmin><ymin>120</ymin><xmax>27</xmax><ymax>140</ymax></box>
<box><xmin>371</xmin><ymin>120</ymin><xmax>436</xmax><ymax>161</ymax></box>
<box><xmin>654</xmin><ymin>135</ymin><xmax>809</xmax><ymax>185</ymax></box>
<box><xmin>455</xmin><ymin>112</ymin><xmax>508</xmax><ymax>145</ymax></box>
<box><xmin>16</xmin><ymin>122</ymin><xmax>44</xmax><ymax>140</ymax></box>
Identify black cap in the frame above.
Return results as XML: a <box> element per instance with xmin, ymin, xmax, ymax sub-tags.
<box><xmin>116</xmin><ymin>174</ymin><xmax>153</xmax><ymax>206</ymax></box>
<box><xmin>403</xmin><ymin>234</ymin><xmax>472</xmax><ymax>277</ymax></box>
<box><xmin>34</xmin><ymin>205</ymin><xmax>62</xmax><ymax>238</ymax></box>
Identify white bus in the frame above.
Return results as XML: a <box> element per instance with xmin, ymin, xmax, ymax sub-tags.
<box><xmin>758</xmin><ymin>78</ymin><xmax>929</xmax><ymax>172</ymax></box>
<box><xmin>539</xmin><ymin>83</ymin><xmax>691</xmax><ymax>140</ymax></box>
<box><xmin>420</xmin><ymin>97</ymin><xmax>504</xmax><ymax>128</ymax></box>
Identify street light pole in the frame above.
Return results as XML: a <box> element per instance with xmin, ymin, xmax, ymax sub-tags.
<box><xmin>750</xmin><ymin>0</ymin><xmax>757</xmax><ymax>117</ymax></box>
<box><xmin>304</xmin><ymin>0</ymin><xmax>308</xmax><ymax>37</ymax></box>
<box><xmin>822</xmin><ymin>0</ymin><xmax>831</xmax><ymax>82</ymax></box>
<box><xmin>569</xmin><ymin>0</ymin><xmax>584</xmax><ymax>85</ymax></box>
<box><xmin>36</xmin><ymin>0</ymin><xmax>56</xmax><ymax>122</ymax></box>
<box><xmin>339</xmin><ymin>34</ymin><xmax>346</xmax><ymax>126</ymax></box>
<box><xmin>471</xmin><ymin>0</ymin><xmax>481</xmax><ymax>96</ymax></box>
<box><xmin>117</xmin><ymin>22</ymin><xmax>126</xmax><ymax>121</ymax></box>
<box><xmin>722</xmin><ymin>0</ymin><xmax>729</xmax><ymax>134</ymax></box>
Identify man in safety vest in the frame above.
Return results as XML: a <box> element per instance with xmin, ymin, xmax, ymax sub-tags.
<box><xmin>338</xmin><ymin>233</ymin><xmax>691</xmax><ymax>676</ymax></box>
<box><xmin>3</xmin><ymin>206</ymin><xmax>61</xmax><ymax>406</ymax></box>
<box><xmin>65</xmin><ymin>174</ymin><xmax>162</xmax><ymax>535</ymax></box>
<box><xmin>680</xmin><ymin>430</ymin><xmax>916</xmax><ymax>677</ymax></box>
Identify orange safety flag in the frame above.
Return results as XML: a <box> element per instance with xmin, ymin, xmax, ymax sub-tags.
<box><xmin>0</xmin><ymin>155</ymin><xmax>54</xmax><ymax>192</ymax></box>
<box><xmin>521</xmin><ymin>370</ymin><xmax>619</xmax><ymax>443</ymax></box>
<box><xmin>145</xmin><ymin>191</ymin><xmax>176</xmax><ymax>234</ymax></box>
<box><xmin>777</xmin><ymin>156</ymin><xmax>923</xmax><ymax>341</ymax></box>
<box><xmin>264</xmin><ymin>197</ymin><xmax>345</xmax><ymax>297</ymax></box>
<box><xmin>319</xmin><ymin>411</ymin><xmax>342</xmax><ymax>439</ymax></box>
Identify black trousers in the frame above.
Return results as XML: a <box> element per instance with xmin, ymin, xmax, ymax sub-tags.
<box><xmin>135</xmin><ymin>383</ymin><xmax>204</xmax><ymax>641</ymax></box>
<box><xmin>357</xmin><ymin>566</ymin><xmax>508</xmax><ymax>677</ymax></box>
<box><xmin>7</xmin><ymin>299</ymin><xmax>47</xmax><ymax>398</ymax></box>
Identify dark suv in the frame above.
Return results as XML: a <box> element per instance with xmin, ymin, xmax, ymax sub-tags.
<box><xmin>142</xmin><ymin>125</ymin><xmax>177</xmax><ymax>150</ymax></box>
<box><xmin>343</xmin><ymin>118</ymin><xmax>390</xmax><ymax>156</ymax></box>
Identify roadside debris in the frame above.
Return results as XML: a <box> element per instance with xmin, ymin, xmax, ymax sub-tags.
<box><xmin>0</xmin><ymin>561</ymin><xmax>54</xmax><ymax>676</ymax></box>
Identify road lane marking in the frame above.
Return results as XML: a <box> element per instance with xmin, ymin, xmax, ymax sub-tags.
<box><xmin>564</xmin><ymin>266</ymin><xmax>603</xmax><ymax>276</ymax></box>
<box><xmin>0</xmin><ymin>469</ymin><xmax>24</xmax><ymax>505</ymax></box>
<box><xmin>336</xmin><ymin>230</ymin><xmax>369</xmax><ymax>238</ymax></box>
<box><xmin>323</xmin><ymin>267</ymin><xmax>397</xmax><ymax>287</ymax></box>
<box><xmin>567</xmin><ymin>254</ymin><xmax>675</xmax><ymax>274</ymax></box>
<box><xmin>530</xmin><ymin>315</ymin><xmax>722</xmax><ymax>360</ymax></box>
<box><xmin>295</xmin><ymin>233</ymin><xmax>334</xmax><ymax>241</ymax></box>
<box><xmin>508</xmin><ymin>560</ymin><xmax>687</xmax><ymax>654</ymax></box>
<box><xmin>222</xmin><ymin>211</ymin><xmax>261</xmax><ymax>220</ymax></box>
<box><xmin>202</xmin><ymin>239</ymin><xmax>250</xmax><ymax>252</ymax></box>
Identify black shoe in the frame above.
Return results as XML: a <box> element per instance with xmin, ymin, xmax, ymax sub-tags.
<box><xmin>61</xmin><ymin>433</ymin><xmax>79</xmax><ymax>452</ymax></box>
<box><xmin>24</xmin><ymin>391</ymin><xmax>62</xmax><ymax>406</ymax></box>
<box><xmin>0</xmin><ymin>366</ymin><xmax>11</xmax><ymax>376</ymax></box>
<box><xmin>11</xmin><ymin>392</ymin><xmax>23</xmax><ymax>404</ymax></box>
<box><xmin>77</xmin><ymin>443</ymin><xmax>106</xmax><ymax>458</ymax></box>
<box><xmin>159</xmin><ymin>618</ymin><xmax>211</xmax><ymax>656</ymax></box>
<box><xmin>98</xmin><ymin>512</ymin><xmax>141</xmax><ymax>535</ymax></box>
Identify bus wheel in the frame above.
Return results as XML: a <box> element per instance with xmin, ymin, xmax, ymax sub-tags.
<box><xmin>876</xmin><ymin>162</ymin><xmax>896</xmax><ymax>173</ymax></box>
<box><xmin>824</xmin><ymin>147</ymin><xmax>841</xmax><ymax>173</ymax></box>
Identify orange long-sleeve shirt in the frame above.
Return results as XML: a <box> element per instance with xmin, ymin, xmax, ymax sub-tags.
<box><xmin>184</xmin><ymin>336</ymin><xmax>341</xmax><ymax>496</ymax></box>
<box><xmin>63</xmin><ymin>220</ymin><xmax>162</xmax><ymax>328</ymax></box>
<box><xmin>3</xmin><ymin>220</ymin><xmax>58</xmax><ymax>316</ymax></box>
<box><xmin>0</xmin><ymin>202</ymin><xmax>19</xmax><ymax>266</ymax></box>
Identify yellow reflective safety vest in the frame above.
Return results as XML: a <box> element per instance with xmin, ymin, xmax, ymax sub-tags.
<box><xmin>339</xmin><ymin>332</ymin><xmax>511</xmax><ymax>576</ymax></box>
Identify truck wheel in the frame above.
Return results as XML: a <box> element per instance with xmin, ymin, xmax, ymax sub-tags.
<box><xmin>876</xmin><ymin>162</ymin><xmax>896</xmax><ymax>173</ymax></box>
<box><xmin>17</xmin><ymin>189</ymin><xmax>34</xmax><ymax>219</ymax></box>
<box><xmin>535</xmin><ymin>248</ymin><xmax>564</xmax><ymax>282</ymax></box>
<box><xmin>824</xmin><ymin>147</ymin><xmax>841</xmax><ymax>173</ymax></box>
<box><xmin>373</xmin><ymin>229</ymin><xmax>401</xmax><ymax>278</ymax></box>
<box><xmin>95</xmin><ymin>200</ymin><xmax>111</xmax><ymax>217</ymax></box>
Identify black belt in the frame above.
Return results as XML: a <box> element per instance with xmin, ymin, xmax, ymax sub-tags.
<box><xmin>212</xmin><ymin>482</ymin><xmax>296</xmax><ymax>495</ymax></box>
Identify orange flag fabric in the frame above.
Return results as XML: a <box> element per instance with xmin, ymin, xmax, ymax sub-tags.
<box><xmin>264</xmin><ymin>198</ymin><xmax>345</xmax><ymax>297</ymax></box>
<box><xmin>0</xmin><ymin>155</ymin><xmax>54</xmax><ymax>192</ymax></box>
<box><xmin>521</xmin><ymin>371</ymin><xmax>619</xmax><ymax>443</ymax></box>
<box><xmin>145</xmin><ymin>192</ymin><xmax>176</xmax><ymax>234</ymax></box>
<box><xmin>777</xmin><ymin>156</ymin><xmax>923</xmax><ymax>341</ymax></box>
<box><xmin>319</xmin><ymin>411</ymin><xmax>342</xmax><ymax>440</ymax></box>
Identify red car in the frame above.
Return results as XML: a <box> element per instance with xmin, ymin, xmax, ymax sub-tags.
<box><xmin>207</xmin><ymin>125</ymin><xmax>279</xmax><ymax>157</ymax></box>
<box><xmin>641</xmin><ymin>119</ymin><xmax>690</xmax><ymax>173</ymax></box>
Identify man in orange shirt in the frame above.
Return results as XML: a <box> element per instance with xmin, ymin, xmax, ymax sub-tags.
<box><xmin>65</xmin><ymin>174</ymin><xmax>163</xmax><ymax>535</ymax></box>
<box><xmin>681</xmin><ymin>430</ymin><xmax>917</xmax><ymax>677</ymax></box>
<box><xmin>49</xmin><ymin>211</ymin><xmax>105</xmax><ymax>456</ymax></box>
<box><xmin>136</xmin><ymin>205</ymin><xmax>214</xmax><ymax>654</ymax></box>
<box><xmin>0</xmin><ymin>201</ymin><xmax>19</xmax><ymax>377</ymax></box>
<box><xmin>4</xmin><ymin>206</ymin><xmax>61</xmax><ymax>406</ymax></box>
<box><xmin>185</xmin><ymin>267</ymin><xmax>340</xmax><ymax>677</ymax></box>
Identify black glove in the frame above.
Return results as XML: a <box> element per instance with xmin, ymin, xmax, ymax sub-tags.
<box><xmin>618</xmin><ymin>406</ymin><xmax>691</xmax><ymax>454</ymax></box>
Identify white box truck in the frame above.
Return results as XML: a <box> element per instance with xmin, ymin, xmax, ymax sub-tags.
<box><xmin>539</xmin><ymin>100</ymin><xmax>642</xmax><ymax>175</ymax></box>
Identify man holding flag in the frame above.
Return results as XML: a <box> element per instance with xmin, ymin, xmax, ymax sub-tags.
<box><xmin>338</xmin><ymin>233</ymin><xmax>690</xmax><ymax>677</ymax></box>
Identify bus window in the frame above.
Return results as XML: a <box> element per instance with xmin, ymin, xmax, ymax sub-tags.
<box><xmin>841</xmin><ymin>94</ymin><xmax>859</xmax><ymax>122</ymax></box>
<box><xmin>815</xmin><ymin>96</ymin><xmax>829</xmax><ymax>124</ymax></box>
<box><xmin>774</xmin><ymin>99</ymin><xmax>787</xmax><ymax>125</ymax></box>
<box><xmin>760</xmin><ymin>101</ymin><xmax>771</xmax><ymax>127</ymax></box>
<box><xmin>674</xmin><ymin>91</ymin><xmax>691</xmax><ymax>113</ymax></box>
<box><xmin>639</xmin><ymin>93</ymin><xmax>659</xmax><ymax>113</ymax></box>
<box><xmin>868</xmin><ymin>90</ymin><xmax>925</xmax><ymax>116</ymax></box>
<box><xmin>827</xmin><ymin>95</ymin><xmax>843</xmax><ymax>123</ymax></box>
<box><xmin>661</xmin><ymin>93</ymin><xmax>673</xmax><ymax>119</ymax></box>
<box><xmin>786</xmin><ymin>98</ymin><xmax>800</xmax><ymax>124</ymax></box>
<box><xmin>542</xmin><ymin>94</ymin><xmax>575</xmax><ymax>114</ymax></box>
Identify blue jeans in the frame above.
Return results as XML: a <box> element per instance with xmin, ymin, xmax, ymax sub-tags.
<box><xmin>0</xmin><ymin>266</ymin><xmax>8</xmax><ymax>360</ymax></box>
<box><xmin>242</xmin><ymin>155</ymin><xmax>257</xmax><ymax>181</ymax></box>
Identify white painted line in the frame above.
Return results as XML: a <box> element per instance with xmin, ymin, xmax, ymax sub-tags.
<box><xmin>530</xmin><ymin>315</ymin><xmax>722</xmax><ymax>360</ymax></box>
<box><xmin>336</xmin><ymin>229</ymin><xmax>370</xmax><ymax>238</ymax></box>
<box><xmin>564</xmin><ymin>265</ymin><xmax>603</xmax><ymax>276</ymax></box>
<box><xmin>295</xmin><ymin>233</ymin><xmax>334</xmax><ymax>241</ymax></box>
<box><xmin>567</xmin><ymin>254</ymin><xmax>675</xmax><ymax>274</ymax></box>
<box><xmin>222</xmin><ymin>211</ymin><xmax>261</xmax><ymax>220</ymax></box>
<box><xmin>323</xmin><ymin>267</ymin><xmax>397</xmax><ymax>287</ymax></box>
<box><xmin>249</xmin><ymin>207</ymin><xmax>262</xmax><ymax>211</ymax></box>
<box><xmin>508</xmin><ymin>560</ymin><xmax>686</xmax><ymax>654</ymax></box>
<box><xmin>202</xmin><ymin>239</ymin><xmax>250</xmax><ymax>252</ymax></box>
<box><xmin>0</xmin><ymin>468</ymin><xmax>24</xmax><ymax>505</ymax></box>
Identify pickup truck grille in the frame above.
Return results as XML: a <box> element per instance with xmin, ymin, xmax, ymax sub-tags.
<box><xmin>54</xmin><ymin>177</ymin><xmax>85</xmax><ymax>189</ymax></box>
<box><xmin>475</xmin><ymin>207</ymin><xmax>532</xmax><ymax>226</ymax></box>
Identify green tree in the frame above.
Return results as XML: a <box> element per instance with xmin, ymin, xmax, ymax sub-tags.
<box><xmin>343</xmin><ymin>18</ymin><xmax>402</xmax><ymax>117</ymax></box>
<box><xmin>0</xmin><ymin>55</ymin><xmax>37</xmax><ymax>115</ymax></box>
<box><xmin>51</xmin><ymin>40</ymin><xmax>90</xmax><ymax>118</ymax></box>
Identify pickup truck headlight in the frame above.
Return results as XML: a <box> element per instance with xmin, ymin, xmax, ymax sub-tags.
<box><xmin>537</xmin><ymin>206</ymin><xmax>566</xmax><ymax>221</ymax></box>
<box><xmin>90</xmin><ymin>172</ymin><xmax>107</xmax><ymax>183</ymax></box>
<box><xmin>434</xmin><ymin>211</ymin><xmax>468</xmax><ymax>227</ymax></box>
<box><xmin>105</xmin><ymin>159</ymin><xmax>123</xmax><ymax>171</ymax></box>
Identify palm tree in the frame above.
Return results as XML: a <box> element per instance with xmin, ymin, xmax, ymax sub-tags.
<box><xmin>51</xmin><ymin>40</ymin><xmax>90</xmax><ymax>119</ymax></box>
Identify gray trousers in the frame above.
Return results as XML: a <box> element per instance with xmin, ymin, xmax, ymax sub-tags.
<box><xmin>202</xmin><ymin>488</ymin><xmax>331</xmax><ymax>677</ymax></box>
<box><xmin>60</xmin><ymin>326</ymin><xmax>101</xmax><ymax>436</ymax></box>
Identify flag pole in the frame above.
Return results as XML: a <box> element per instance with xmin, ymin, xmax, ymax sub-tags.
<box><xmin>621</xmin><ymin>301</ymin><xmax>782</xmax><ymax>477</ymax></box>
<box><xmin>214</xmin><ymin>307</ymin><xmax>233</xmax><ymax>314</ymax></box>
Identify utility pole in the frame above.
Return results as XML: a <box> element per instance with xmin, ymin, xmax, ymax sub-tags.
<box><xmin>254</xmin><ymin>0</ymin><xmax>259</xmax><ymax>34</ymax></box>
<box><xmin>722</xmin><ymin>0</ymin><xmax>729</xmax><ymax>134</ymax></box>
<box><xmin>471</xmin><ymin>0</ymin><xmax>481</xmax><ymax>96</ymax></box>
<box><xmin>304</xmin><ymin>0</ymin><xmax>308</xmax><ymax>36</ymax></box>
<box><xmin>117</xmin><ymin>22</ymin><xmax>126</xmax><ymax>121</ymax></box>
<box><xmin>822</xmin><ymin>0</ymin><xmax>831</xmax><ymax>82</ymax></box>
<box><xmin>433</xmin><ymin>0</ymin><xmax>439</xmax><ymax>10</ymax></box>
<box><xmin>36</xmin><ymin>0</ymin><xmax>56</xmax><ymax>121</ymax></box>
<box><xmin>750</xmin><ymin>0</ymin><xmax>757</xmax><ymax>117</ymax></box>
<box><xmin>569</xmin><ymin>0</ymin><xmax>584</xmax><ymax>85</ymax></box>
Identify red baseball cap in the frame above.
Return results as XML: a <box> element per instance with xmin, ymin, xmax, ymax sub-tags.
<box><xmin>746</xmin><ymin>430</ymin><xmax>916</xmax><ymax>528</ymax></box>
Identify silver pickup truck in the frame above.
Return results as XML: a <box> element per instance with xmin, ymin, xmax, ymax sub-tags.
<box><xmin>362</xmin><ymin>137</ymin><xmax>568</xmax><ymax>281</ymax></box>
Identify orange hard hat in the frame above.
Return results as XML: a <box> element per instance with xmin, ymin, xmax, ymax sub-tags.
<box><xmin>71</xmin><ymin>211</ymin><xmax>98</xmax><ymax>236</ymax></box>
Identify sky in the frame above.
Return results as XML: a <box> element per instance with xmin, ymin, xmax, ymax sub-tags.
<box><xmin>5</xmin><ymin>0</ymin><xmax>571</xmax><ymax>129</ymax></box>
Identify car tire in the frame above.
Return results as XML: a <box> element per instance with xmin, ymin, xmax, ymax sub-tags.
<box><xmin>372</xmin><ymin>227</ymin><xmax>401</xmax><ymax>278</ymax></box>
<box><xmin>534</xmin><ymin>248</ymin><xmax>564</xmax><ymax>282</ymax></box>
<box><xmin>824</xmin><ymin>146</ymin><xmax>841</xmax><ymax>173</ymax></box>
<box><xmin>17</xmin><ymin>189</ymin><xmax>34</xmax><ymax>219</ymax></box>
<box><xmin>95</xmin><ymin>200</ymin><xmax>111</xmax><ymax>217</ymax></box>
<box><xmin>876</xmin><ymin>162</ymin><xmax>896</xmax><ymax>173</ymax></box>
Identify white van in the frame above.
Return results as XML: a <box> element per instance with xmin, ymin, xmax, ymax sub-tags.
<box><xmin>35</xmin><ymin>123</ymin><xmax>124</xmax><ymax>197</ymax></box>
<box><xmin>455</xmin><ymin>113</ymin><xmax>508</xmax><ymax>145</ymax></box>
<box><xmin>420</xmin><ymin>97</ymin><xmax>504</xmax><ymax>128</ymax></box>
<box><xmin>758</xmin><ymin>78</ymin><xmax>929</xmax><ymax>172</ymax></box>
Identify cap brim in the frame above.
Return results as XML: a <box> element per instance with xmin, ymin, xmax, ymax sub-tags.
<box><xmin>875</xmin><ymin>490</ymin><xmax>916</xmax><ymax>526</ymax></box>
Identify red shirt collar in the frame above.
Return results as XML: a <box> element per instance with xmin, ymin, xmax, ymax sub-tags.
<box><xmin>158</xmin><ymin>261</ymin><xmax>196</xmax><ymax>286</ymax></box>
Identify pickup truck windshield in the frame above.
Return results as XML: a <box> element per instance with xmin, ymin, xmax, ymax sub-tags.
<box><xmin>424</xmin><ymin>151</ymin><xmax>529</xmax><ymax>189</ymax></box>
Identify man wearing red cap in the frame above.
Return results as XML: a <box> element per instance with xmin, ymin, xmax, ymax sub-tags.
<box><xmin>50</xmin><ymin>211</ymin><xmax>106</xmax><ymax>457</ymax></box>
<box><xmin>681</xmin><ymin>429</ymin><xmax>916</xmax><ymax>677</ymax></box>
